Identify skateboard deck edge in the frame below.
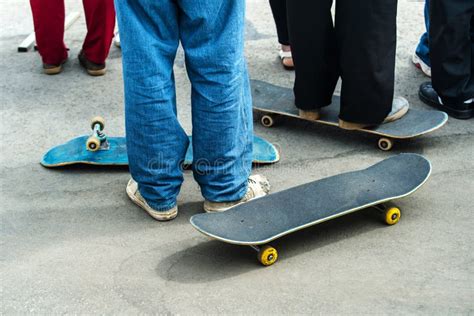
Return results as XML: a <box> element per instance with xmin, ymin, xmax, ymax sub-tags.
<box><xmin>40</xmin><ymin>160</ymin><xmax>129</xmax><ymax>168</ymax></box>
<box><xmin>190</xmin><ymin>156</ymin><xmax>432</xmax><ymax>246</ymax></box>
<box><xmin>254</xmin><ymin>107</ymin><xmax>448</xmax><ymax>139</ymax></box>
<box><xmin>41</xmin><ymin>135</ymin><xmax>280</xmax><ymax>167</ymax></box>
<box><xmin>253</xmin><ymin>148</ymin><xmax>280</xmax><ymax>164</ymax></box>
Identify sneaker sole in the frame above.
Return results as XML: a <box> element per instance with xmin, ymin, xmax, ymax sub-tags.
<box><xmin>86</xmin><ymin>68</ymin><xmax>107</xmax><ymax>76</ymax></box>
<box><xmin>339</xmin><ymin>102</ymin><xmax>409</xmax><ymax>130</ymax></box>
<box><xmin>44</xmin><ymin>65</ymin><xmax>63</xmax><ymax>75</ymax></box>
<box><xmin>418</xmin><ymin>91</ymin><xmax>473</xmax><ymax>120</ymax></box>
<box><xmin>412</xmin><ymin>55</ymin><xmax>431</xmax><ymax>77</ymax></box>
<box><xmin>204</xmin><ymin>178</ymin><xmax>271</xmax><ymax>213</ymax></box>
<box><xmin>338</xmin><ymin>119</ymin><xmax>370</xmax><ymax>130</ymax></box>
<box><xmin>383</xmin><ymin>102</ymin><xmax>409</xmax><ymax>123</ymax></box>
<box><xmin>126</xmin><ymin>185</ymin><xmax>178</xmax><ymax>221</ymax></box>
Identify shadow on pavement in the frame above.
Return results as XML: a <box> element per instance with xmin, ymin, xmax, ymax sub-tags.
<box><xmin>157</xmin><ymin>207</ymin><xmax>385</xmax><ymax>284</ymax></box>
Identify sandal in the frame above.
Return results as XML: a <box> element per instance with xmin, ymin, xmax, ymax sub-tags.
<box><xmin>279</xmin><ymin>49</ymin><xmax>294</xmax><ymax>70</ymax></box>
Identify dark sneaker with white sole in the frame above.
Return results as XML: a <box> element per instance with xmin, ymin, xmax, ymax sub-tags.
<box><xmin>78</xmin><ymin>50</ymin><xmax>106</xmax><ymax>76</ymax></box>
<box><xmin>419</xmin><ymin>82</ymin><xmax>473</xmax><ymax>119</ymax></box>
<box><xmin>43</xmin><ymin>59</ymin><xmax>67</xmax><ymax>75</ymax></box>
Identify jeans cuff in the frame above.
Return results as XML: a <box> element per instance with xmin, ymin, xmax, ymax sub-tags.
<box><xmin>201</xmin><ymin>180</ymin><xmax>248</xmax><ymax>203</ymax></box>
<box><xmin>146</xmin><ymin>199</ymin><xmax>177</xmax><ymax>212</ymax></box>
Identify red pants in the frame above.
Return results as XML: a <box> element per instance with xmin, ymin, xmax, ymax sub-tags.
<box><xmin>30</xmin><ymin>0</ymin><xmax>115</xmax><ymax>65</ymax></box>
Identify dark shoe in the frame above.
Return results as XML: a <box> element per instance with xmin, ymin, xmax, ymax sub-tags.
<box><xmin>419</xmin><ymin>82</ymin><xmax>473</xmax><ymax>119</ymax></box>
<box><xmin>78</xmin><ymin>50</ymin><xmax>106</xmax><ymax>76</ymax></box>
<box><xmin>42</xmin><ymin>59</ymin><xmax>67</xmax><ymax>75</ymax></box>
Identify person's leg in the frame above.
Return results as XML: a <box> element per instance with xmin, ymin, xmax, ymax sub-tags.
<box><xmin>178</xmin><ymin>0</ymin><xmax>254</xmax><ymax>205</ymax></box>
<box><xmin>29</xmin><ymin>0</ymin><xmax>67</xmax><ymax>67</ymax></box>
<box><xmin>80</xmin><ymin>0</ymin><xmax>115</xmax><ymax>75</ymax></box>
<box><xmin>413</xmin><ymin>0</ymin><xmax>432</xmax><ymax>77</ymax></box>
<box><xmin>415</xmin><ymin>0</ymin><xmax>431</xmax><ymax>67</ymax></box>
<box><xmin>336</xmin><ymin>0</ymin><xmax>399</xmax><ymax>125</ymax></box>
<box><xmin>287</xmin><ymin>0</ymin><xmax>338</xmax><ymax>113</ymax></box>
<box><xmin>430</xmin><ymin>0</ymin><xmax>474</xmax><ymax>105</ymax></box>
<box><xmin>269</xmin><ymin>0</ymin><xmax>289</xmax><ymax>46</ymax></box>
<box><xmin>82</xmin><ymin>0</ymin><xmax>116</xmax><ymax>64</ymax></box>
<box><xmin>115</xmin><ymin>0</ymin><xmax>188</xmax><ymax>216</ymax></box>
<box><xmin>419</xmin><ymin>0</ymin><xmax>474</xmax><ymax>119</ymax></box>
<box><xmin>269</xmin><ymin>0</ymin><xmax>293</xmax><ymax>69</ymax></box>
<box><xmin>471</xmin><ymin>15</ymin><xmax>474</xmax><ymax>40</ymax></box>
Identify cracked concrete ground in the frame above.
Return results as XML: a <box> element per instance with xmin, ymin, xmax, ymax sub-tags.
<box><xmin>1</xmin><ymin>0</ymin><xmax>473</xmax><ymax>314</ymax></box>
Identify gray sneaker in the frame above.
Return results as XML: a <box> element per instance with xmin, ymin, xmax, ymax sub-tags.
<box><xmin>339</xmin><ymin>97</ymin><xmax>409</xmax><ymax>130</ymax></box>
<box><xmin>126</xmin><ymin>179</ymin><xmax>178</xmax><ymax>221</ymax></box>
<box><xmin>204</xmin><ymin>175</ymin><xmax>271</xmax><ymax>213</ymax></box>
<box><xmin>383</xmin><ymin>97</ymin><xmax>410</xmax><ymax>123</ymax></box>
<box><xmin>299</xmin><ymin>109</ymin><xmax>320</xmax><ymax>121</ymax></box>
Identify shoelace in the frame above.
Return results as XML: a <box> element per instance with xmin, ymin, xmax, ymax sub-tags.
<box><xmin>244</xmin><ymin>178</ymin><xmax>258</xmax><ymax>200</ymax></box>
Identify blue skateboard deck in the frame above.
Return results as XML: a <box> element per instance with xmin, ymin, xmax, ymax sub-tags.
<box><xmin>191</xmin><ymin>154</ymin><xmax>431</xmax><ymax>266</ymax></box>
<box><xmin>252</xmin><ymin>80</ymin><xmax>448</xmax><ymax>151</ymax></box>
<box><xmin>41</xmin><ymin>135</ymin><xmax>280</xmax><ymax>167</ymax></box>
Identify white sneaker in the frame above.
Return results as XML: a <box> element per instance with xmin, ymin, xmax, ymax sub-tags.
<box><xmin>204</xmin><ymin>175</ymin><xmax>271</xmax><ymax>213</ymax></box>
<box><xmin>412</xmin><ymin>53</ymin><xmax>431</xmax><ymax>77</ymax></box>
<box><xmin>126</xmin><ymin>179</ymin><xmax>178</xmax><ymax>221</ymax></box>
<box><xmin>114</xmin><ymin>32</ymin><xmax>121</xmax><ymax>48</ymax></box>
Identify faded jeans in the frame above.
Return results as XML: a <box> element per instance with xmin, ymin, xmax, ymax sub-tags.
<box><xmin>415</xmin><ymin>0</ymin><xmax>431</xmax><ymax>66</ymax></box>
<box><xmin>115</xmin><ymin>0</ymin><xmax>253</xmax><ymax>211</ymax></box>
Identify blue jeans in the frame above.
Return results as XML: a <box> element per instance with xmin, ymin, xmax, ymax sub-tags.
<box><xmin>115</xmin><ymin>0</ymin><xmax>253</xmax><ymax>211</ymax></box>
<box><xmin>415</xmin><ymin>0</ymin><xmax>431</xmax><ymax>67</ymax></box>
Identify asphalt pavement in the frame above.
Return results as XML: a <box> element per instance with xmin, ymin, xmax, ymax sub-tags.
<box><xmin>1</xmin><ymin>0</ymin><xmax>473</xmax><ymax>314</ymax></box>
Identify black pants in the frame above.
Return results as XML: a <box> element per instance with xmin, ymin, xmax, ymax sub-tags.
<box><xmin>287</xmin><ymin>0</ymin><xmax>397</xmax><ymax>124</ymax></box>
<box><xmin>430</xmin><ymin>0</ymin><xmax>474</xmax><ymax>104</ymax></box>
<box><xmin>269</xmin><ymin>0</ymin><xmax>289</xmax><ymax>46</ymax></box>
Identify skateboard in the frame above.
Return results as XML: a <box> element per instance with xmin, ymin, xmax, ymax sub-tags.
<box><xmin>41</xmin><ymin>117</ymin><xmax>280</xmax><ymax>167</ymax></box>
<box><xmin>190</xmin><ymin>153</ymin><xmax>431</xmax><ymax>266</ymax></box>
<box><xmin>251</xmin><ymin>80</ymin><xmax>448</xmax><ymax>151</ymax></box>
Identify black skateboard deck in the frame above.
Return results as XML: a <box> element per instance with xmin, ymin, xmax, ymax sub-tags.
<box><xmin>191</xmin><ymin>153</ymin><xmax>431</xmax><ymax>266</ymax></box>
<box><xmin>252</xmin><ymin>80</ymin><xmax>448</xmax><ymax>151</ymax></box>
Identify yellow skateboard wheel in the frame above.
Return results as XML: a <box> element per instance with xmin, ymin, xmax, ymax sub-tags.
<box><xmin>385</xmin><ymin>207</ymin><xmax>401</xmax><ymax>225</ymax></box>
<box><xmin>90</xmin><ymin>116</ymin><xmax>105</xmax><ymax>131</ymax></box>
<box><xmin>257</xmin><ymin>245</ymin><xmax>278</xmax><ymax>266</ymax></box>
<box><xmin>86</xmin><ymin>136</ymin><xmax>101</xmax><ymax>152</ymax></box>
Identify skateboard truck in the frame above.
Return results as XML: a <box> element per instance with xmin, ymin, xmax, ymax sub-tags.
<box><xmin>248</xmin><ymin>202</ymin><xmax>401</xmax><ymax>267</ymax></box>
<box><xmin>248</xmin><ymin>202</ymin><xmax>400</xmax><ymax>267</ymax></box>
<box><xmin>373</xmin><ymin>202</ymin><xmax>402</xmax><ymax>225</ymax></box>
<box><xmin>86</xmin><ymin>116</ymin><xmax>109</xmax><ymax>152</ymax></box>
<box><xmin>261</xmin><ymin>113</ymin><xmax>395</xmax><ymax>151</ymax></box>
